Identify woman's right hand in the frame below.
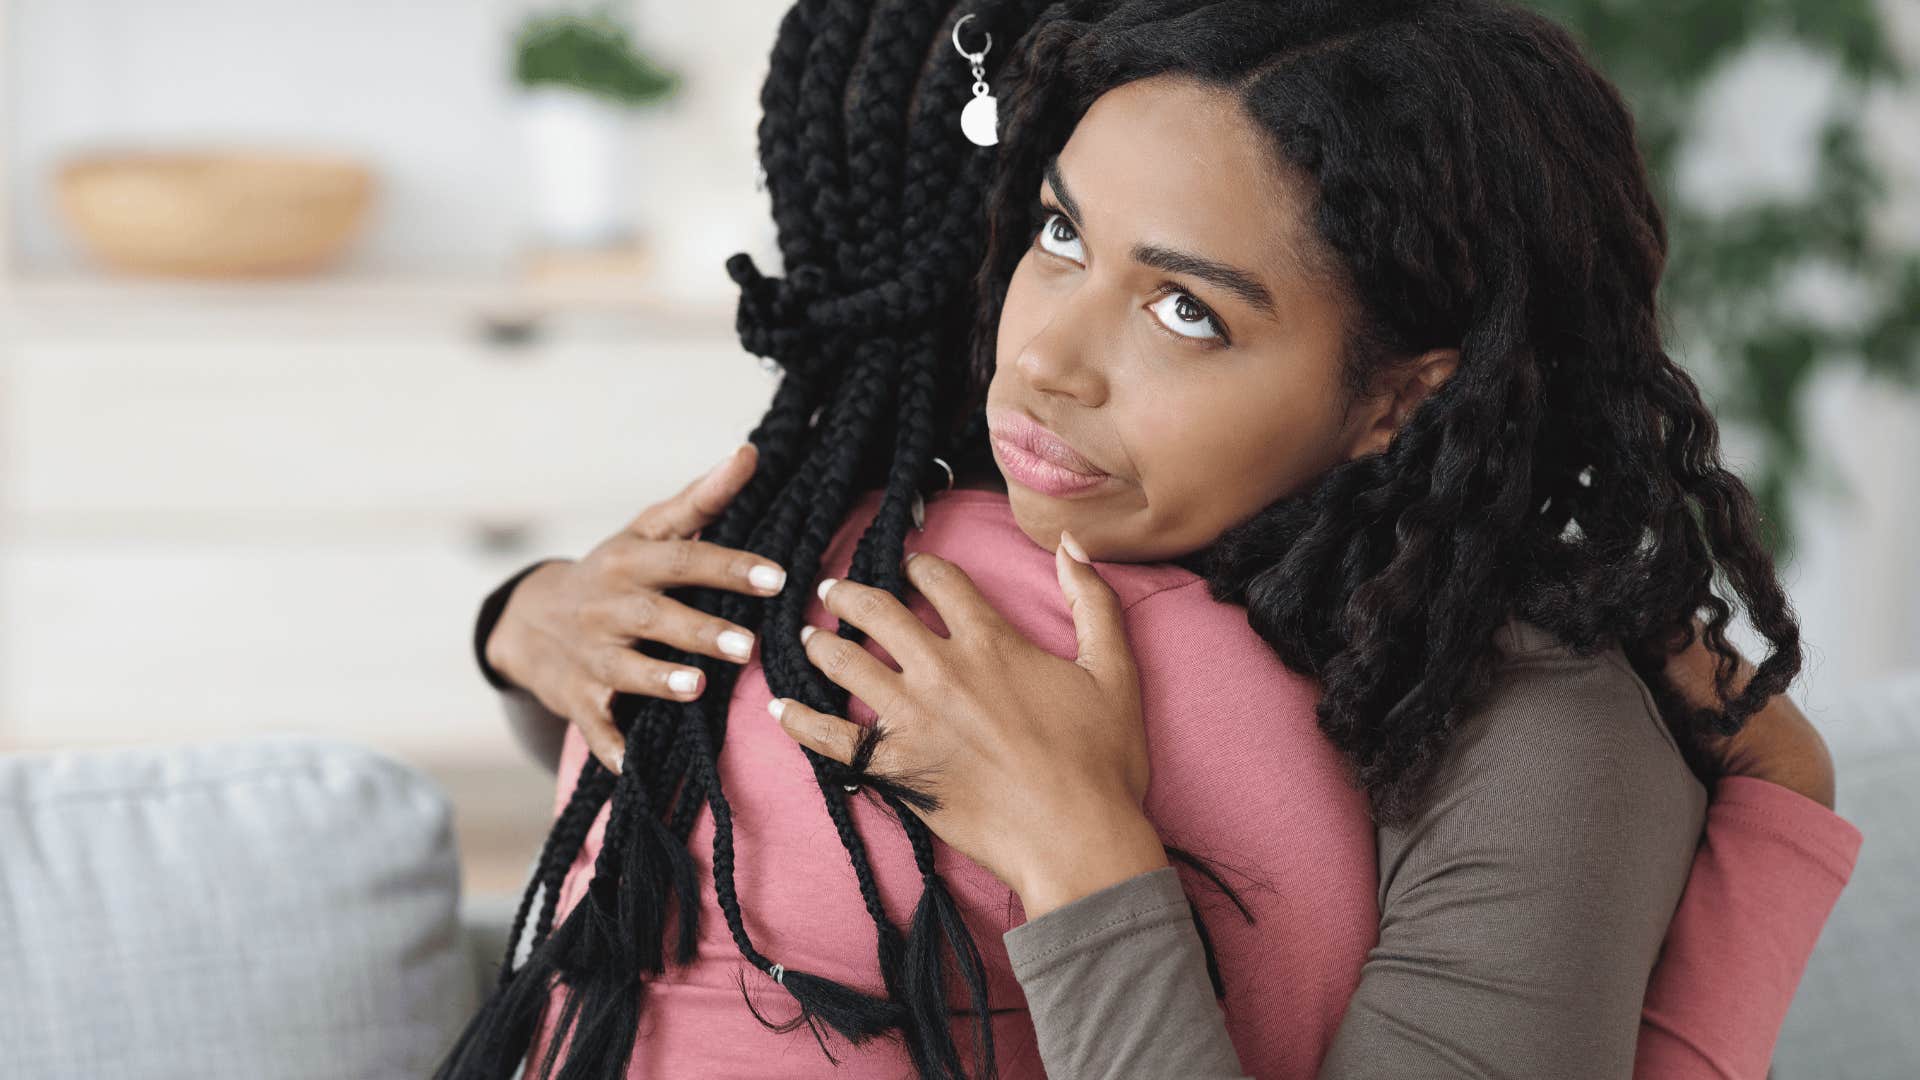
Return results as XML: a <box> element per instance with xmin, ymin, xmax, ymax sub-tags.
<box><xmin>484</xmin><ymin>442</ymin><xmax>788</xmax><ymax>774</ymax></box>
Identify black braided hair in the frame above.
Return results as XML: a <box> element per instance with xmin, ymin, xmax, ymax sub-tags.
<box><xmin>438</xmin><ymin>0</ymin><xmax>1803</xmax><ymax>1076</ymax></box>
<box><xmin>435</xmin><ymin>3</ymin><xmax>1067</xmax><ymax>1078</ymax></box>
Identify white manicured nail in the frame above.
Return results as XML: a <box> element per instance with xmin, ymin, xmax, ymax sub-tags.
<box><xmin>668</xmin><ymin>669</ymin><xmax>700</xmax><ymax>693</ymax></box>
<box><xmin>718</xmin><ymin>630</ymin><xmax>754</xmax><ymax>659</ymax></box>
<box><xmin>817</xmin><ymin>577</ymin><xmax>837</xmax><ymax>602</ymax></box>
<box><xmin>748</xmin><ymin>564</ymin><xmax>786</xmax><ymax>592</ymax></box>
<box><xmin>767</xmin><ymin>697</ymin><xmax>787</xmax><ymax>720</ymax></box>
<box><xmin>800</xmin><ymin>625</ymin><xmax>817</xmax><ymax>644</ymax></box>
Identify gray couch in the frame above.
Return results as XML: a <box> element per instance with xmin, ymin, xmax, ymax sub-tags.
<box><xmin>2</xmin><ymin>674</ymin><xmax>1913</xmax><ymax>1078</ymax></box>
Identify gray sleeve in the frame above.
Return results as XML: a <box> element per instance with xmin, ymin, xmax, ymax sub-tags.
<box><xmin>501</xmin><ymin>686</ymin><xmax>568</xmax><ymax>776</ymax></box>
<box><xmin>1319</xmin><ymin>647</ymin><xmax>1709</xmax><ymax>1078</ymax></box>
<box><xmin>1003</xmin><ymin>865</ymin><xmax>1253</xmax><ymax>1080</ymax></box>
<box><xmin>475</xmin><ymin>558</ymin><xmax>573</xmax><ymax>776</ymax></box>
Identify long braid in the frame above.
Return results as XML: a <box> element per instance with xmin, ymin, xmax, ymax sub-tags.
<box><xmin>530</xmin><ymin>767</ymin><xmax>617</xmax><ymax>947</ymax></box>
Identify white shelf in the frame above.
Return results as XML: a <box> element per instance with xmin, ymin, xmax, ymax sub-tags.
<box><xmin>0</xmin><ymin>269</ymin><xmax>742</xmax><ymax>339</ymax></box>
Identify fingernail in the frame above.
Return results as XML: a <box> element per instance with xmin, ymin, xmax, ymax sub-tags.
<box><xmin>816</xmin><ymin>577</ymin><xmax>838</xmax><ymax>602</ymax></box>
<box><xmin>800</xmin><ymin>625</ymin><xmax>817</xmax><ymax>644</ymax></box>
<box><xmin>767</xmin><ymin>697</ymin><xmax>787</xmax><ymax>720</ymax></box>
<box><xmin>1059</xmin><ymin>530</ymin><xmax>1091</xmax><ymax>564</ymax></box>
<box><xmin>668</xmin><ymin>669</ymin><xmax>701</xmax><ymax>692</ymax></box>
<box><xmin>718</xmin><ymin>630</ymin><xmax>754</xmax><ymax>659</ymax></box>
<box><xmin>748</xmin><ymin>564</ymin><xmax>787</xmax><ymax>592</ymax></box>
<box><xmin>706</xmin><ymin>443</ymin><xmax>748</xmax><ymax>479</ymax></box>
<box><xmin>903</xmin><ymin>551</ymin><xmax>920</xmax><ymax>566</ymax></box>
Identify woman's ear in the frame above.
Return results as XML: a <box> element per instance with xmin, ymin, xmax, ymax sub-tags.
<box><xmin>1344</xmin><ymin>347</ymin><xmax>1459</xmax><ymax>461</ymax></box>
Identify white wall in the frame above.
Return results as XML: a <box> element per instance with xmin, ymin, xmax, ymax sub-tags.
<box><xmin>1676</xmin><ymin>1</ymin><xmax>1920</xmax><ymax>715</ymax></box>
<box><xmin>1</xmin><ymin>0</ymin><xmax>784</xmax><ymax>293</ymax></box>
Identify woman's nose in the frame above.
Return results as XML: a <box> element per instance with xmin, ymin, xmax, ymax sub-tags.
<box><xmin>1014</xmin><ymin>299</ymin><xmax>1109</xmax><ymax>407</ymax></box>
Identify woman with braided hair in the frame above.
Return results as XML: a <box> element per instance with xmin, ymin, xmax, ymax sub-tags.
<box><xmin>441</xmin><ymin>1</ymin><xmax>1861</xmax><ymax>1077</ymax></box>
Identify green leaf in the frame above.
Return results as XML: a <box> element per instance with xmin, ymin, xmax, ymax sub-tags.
<box><xmin>512</xmin><ymin>10</ymin><xmax>681</xmax><ymax>107</ymax></box>
<box><xmin>1527</xmin><ymin>0</ymin><xmax>1917</xmax><ymax>555</ymax></box>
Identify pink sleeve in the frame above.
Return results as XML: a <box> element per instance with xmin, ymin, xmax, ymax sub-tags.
<box><xmin>1634</xmin><ymin>775</ymin><xmax>1865</xmax><ymax>1078</ymax></box>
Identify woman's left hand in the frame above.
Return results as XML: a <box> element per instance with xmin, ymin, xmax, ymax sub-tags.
<box><xmin>1663</xmin><ymin>622</ymin><xmax>1838</xmax><ymax>810</ymax></box>
<box><xmin>768</xmin><ymin>532</ymin><xmax>1170</xmax><ymax>918</ymax></box>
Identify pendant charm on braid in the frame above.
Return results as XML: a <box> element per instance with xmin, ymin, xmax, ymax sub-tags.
<box><xmin>952</xmin><ymin>13</ymin><xmax>997</xmax><ymax>148</ymax></box>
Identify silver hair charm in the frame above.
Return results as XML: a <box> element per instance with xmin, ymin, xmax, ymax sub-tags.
<box><xmin>909</xmin><ymin>455</ymin><xmax>957</xmax><ymax>531</ymax></box>
<box><xmin>953</xmin><ymin>14</ymin><xmax>997</xmax><ymax>147</ymax></box>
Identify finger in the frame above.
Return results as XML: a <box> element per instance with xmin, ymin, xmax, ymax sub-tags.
<box><xmin>622</xmin><ymin>537</ymin><xmax>786</xmax><ymax>598</ymax></box>
<box><xmin>798</xmin><ymin>623</ymin><xmax>908</xmax><ymax>718</ymax></box>
<box><xmin>629</xmin><ymin>442</ymin><xmax>758</xmax><ymax>541</ymax></box>
<box><xmin>766</xmin><ymin>697</ymin><xmax>864</xmax><ymax>765</ymax></box>
<box><xmin>1056</xmin><ymin>529</ymin><xmax>1136</xmax><ymax>687</ymax></box>
<box><xmin>901</xmin><ymin>551</ymin><xmax>1006</xmax><ymax>637</ymax></box>
<box><xmin>588</xmin><ymin>586</ymin><xmax>761</xmax><ymax>664</ymax></box>
<box><xmin>582</xmin><ymin>642</ymin><xmax>710</xmax><ymax>701</ymax></box>
<box><xmin>568</xmin><ymin>683</ymin><xmax>629</xmax><ymax>774</ymax></box>
<box><xmin>815</xmin><ymin>575</ymin><xmax>945</xmax><ymax>669</ymax></box>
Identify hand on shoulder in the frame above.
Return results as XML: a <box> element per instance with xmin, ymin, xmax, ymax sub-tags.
<box><xmin>1661</xmin><ymin>621</ymin><xmax>1836</xmax><ymax>810</ymax></box>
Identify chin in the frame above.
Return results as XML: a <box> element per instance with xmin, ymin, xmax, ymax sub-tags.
<box><xmin>1003</xmin><ymin>487</ymin><xmax>1060</xmax><ymax>550</ymax></box>
<box><xmin>1003</xmin><ymin>487</ymin><xmax>1113</xmax><ymax>561</ymax></box>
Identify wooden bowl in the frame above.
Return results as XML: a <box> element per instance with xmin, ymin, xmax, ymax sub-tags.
<box><xmin>54</xmin><ymin>150</ymin><xmax>375</xmax><ymax>277</ymax></box>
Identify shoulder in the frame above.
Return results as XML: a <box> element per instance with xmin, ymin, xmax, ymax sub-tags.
<box><xmin>1112</xmin><ymin>575</ymin><xmax>1291</xmax><ymax>680</ymax></box>
<box><xmin>1384</xmin><ymin>615</ymin><xmax>1708</xmax><ymax>888</ymax></box>
<box><xmin>1451</xmin><ymin>616</ymin><xmax>1700</xmax><ymax>797</ymax></box>
<box><xmin>1332</xmin><ymin>618</ymin><xmax>1712</xmax><ymax>1075</ymax></box>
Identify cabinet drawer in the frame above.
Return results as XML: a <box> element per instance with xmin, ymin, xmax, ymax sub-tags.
<box><xmin>0</xmin><ymin>528</ymin><xmax>603</xmax><ymax>761</ymax></box>
<box><xmin>5</xmin><ymin>334</ymin><xmax>774</xmax><ymax>526</ymax></box>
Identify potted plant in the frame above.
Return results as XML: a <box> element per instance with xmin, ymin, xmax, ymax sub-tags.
<box><xmin>511</xmin><ymin>5</ymin><xmax>681</xmax><ymax>249</ymax></box>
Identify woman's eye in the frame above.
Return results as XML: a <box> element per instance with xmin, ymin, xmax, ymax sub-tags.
<box><xmin>1149</xmin><ymin>291</ymin><xmax>1226</xmax><ymax>342</ymax></box>
<box><xmin>1035</xmin><ymin>212</ymin><xmax>1084</xmax><ymax>262</ymax></box>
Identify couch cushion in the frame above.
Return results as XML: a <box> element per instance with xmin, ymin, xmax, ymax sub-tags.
<box><xmin>1773</xmin><ymin>673</ymin><xmax>1920</xmax><ymax>1077</ymax></box>
<box><xmin>0</xmin><ymin>735</ymin><xmax>478</xmax><ymax>1079</ymax></box>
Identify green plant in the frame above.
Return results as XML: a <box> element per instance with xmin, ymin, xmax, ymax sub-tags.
<box><xmin>512</xmin><ymin>5</ymin><xmax>680</xmax><ymax>108</ymax></box>
<box><xmin>1531</xmin><ymin>0</ymin><xmax>1920</xmax><ymax>558</ymax></box>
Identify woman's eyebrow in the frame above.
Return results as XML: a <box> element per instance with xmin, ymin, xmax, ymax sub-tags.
<box><xmin>1045</xmin><ymin>154</ymin><xmax>1278</xmax><ymax>319</ymax></box>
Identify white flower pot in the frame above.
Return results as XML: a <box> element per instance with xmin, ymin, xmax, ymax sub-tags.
<box><xmin>517</xmin><ymin>86</ymin><xmax>636</xmax><ymax>249</ymax></box>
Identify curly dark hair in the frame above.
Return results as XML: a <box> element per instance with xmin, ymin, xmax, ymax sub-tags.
<box><xmin>965</xmin><ymin>0</ymin><xmax>1799</xmax><ymax>821</ymax></box>
<box><xmin>435</xmin><ymin>1</ymin><xmax>1800</xmax><ymax>1078</ymax></box>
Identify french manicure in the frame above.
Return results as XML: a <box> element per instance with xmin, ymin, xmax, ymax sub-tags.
<box><xmin>718</xmin><ymin>629</ymin><xmax>755</xmax><ymax>660</ymax></box>
<box><xmin>668</xmin><ymin>669</ymin><xmax>701</xmax><ymax>692</ymax></box>
<box><xmin>748</xmin><ymin>564</ymin><xmax>787</xmax><ymax>592</ymax></box>
<box><xmin>800</xmin><ymin>625</ymin><xmax>818</xmax><ymax>644</ymax></box>
<box><xmin>816</xmin><ymin>577</ymin><xmax>838</xmax><ymax>602</ymax></box>
<box><xmin>767</xmin><ymin>697</ymin><xmax>787</xmax><ymax>720</ymax></box>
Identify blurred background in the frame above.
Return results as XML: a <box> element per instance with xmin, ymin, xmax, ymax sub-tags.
<box><xmin>0</xmin><ymin>0</ymin><xmax>1916</xmax><ymax>911</ymax></box>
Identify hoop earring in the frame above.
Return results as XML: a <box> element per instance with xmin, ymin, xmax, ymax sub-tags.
<box><xmin>910</xmin><ymin>455</ymin><xmax>957</xmax><ymax>531</ymax></box>
<box><xmin>953</xmin><ymin>13</ymin><xmax>998</xmax><ymax>147</ymax></box>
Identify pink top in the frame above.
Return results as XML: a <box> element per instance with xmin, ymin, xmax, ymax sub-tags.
<box><xmin>527</xmin><ymin>486</ymin><xmax>1863</xmax><ymax>1078</ymax></box>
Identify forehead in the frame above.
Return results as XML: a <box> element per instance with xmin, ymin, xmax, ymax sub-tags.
<box><xmin>1052</xmin><ymin>74</ymin><xmax>1320</xmax><ymax>286</ymax></box>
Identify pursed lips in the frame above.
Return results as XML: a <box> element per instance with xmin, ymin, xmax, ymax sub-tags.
<box><xmin>986</xmin><ymin>405</ymin><xmax>1109</xmax><ymax>477</ymax></box>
